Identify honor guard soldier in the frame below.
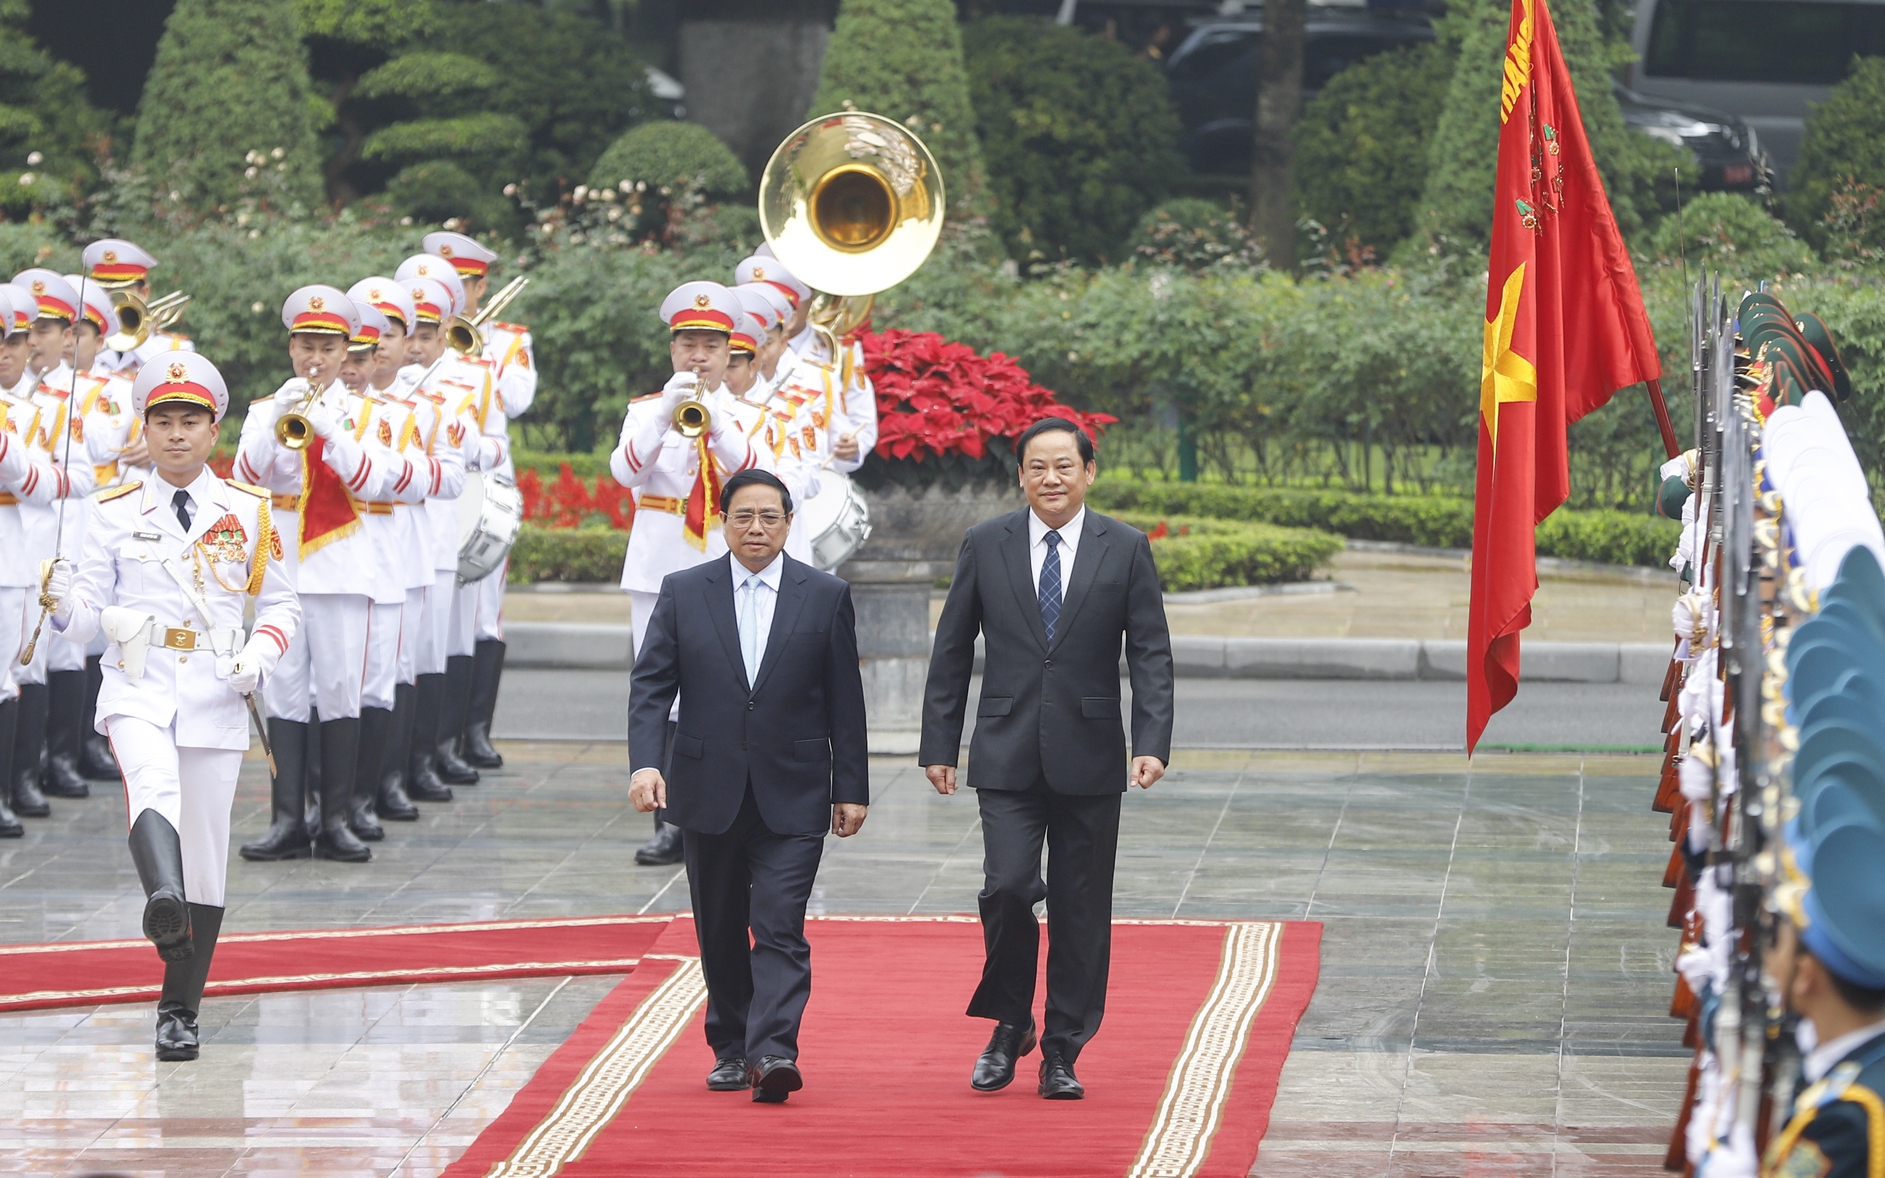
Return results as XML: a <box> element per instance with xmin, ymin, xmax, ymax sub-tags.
<box><xmin>399</xmin><ymin>272</ymin><xmax>494</xmax><ymax>791</ymax></box>
<box><xmin>234</xmin><ymin>286</ymin><xmax>416</xmax><ymax>864</ymax></box>
<box><xmin>610</xmin><ymin>281</ymin><xmax>771</xmax><ymax>864</ymax></box>
<box><xmin>349</xmin><ymin>277</ymin><xmax>462</xmax><ymax>815</ymax></box>
<box><xmin>729</xmin><ymin>289</ymin><xmax>823</xmax><ymax>567</ymax></box>
<box><xmin>415</xmin><ymin>233</ymin><xmax>534</xmax><ymax>773</ymax></box>
<box><xmin>81</xmin><ymin>239</ymin><xmax>193</xmax><ymax>378</ymax></box>
<box><xmin>43</xmin><ymin>351</ymin><xmax>298</xmax><ymax>1062</ymax></box>
<box><xmin>6</xmin><ymin>271</ymin><xmax>96</xmax><ymax>820</ymax></box>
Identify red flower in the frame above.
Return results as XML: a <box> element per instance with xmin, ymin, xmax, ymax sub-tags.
<box><xmin>1147</xmin><ymin>520</ymin><xmax>1169</xmax><ymax>540</ymax></box>
<box><xmin>548</xmin><ymin>463</ymin><xmax>592</xmax><ymax>529</ymax></box>
<box><xmin>592</xmin><ymin>476</ymin><xmax>635</xmax><ymax>530</ymax></box>
<box><xmin>517</xmin><ymin>468</ymin><xmax>548</xmax><ymax>522</ymax></box>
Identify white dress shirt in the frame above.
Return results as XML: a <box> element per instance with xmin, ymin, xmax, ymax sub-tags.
<box><xmin>1028</xmin><ymin>505</ymin><xmax>1085</xmax><ymax>594</ymax></box>
<box><xmin>1803</xmin><ymin>1016</ymin><xmax>1885</xmax><ymax>1083</ymax></box>
<box><xmin>732</xmin><ymin>550</ymin><xmax>785</xmax><ymax>682</ymax></box>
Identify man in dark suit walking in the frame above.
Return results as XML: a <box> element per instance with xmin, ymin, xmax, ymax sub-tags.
<box><xmin>630</xmin><ymin>469</ymin><xmax>869</xmax><ymax>1104</ymax></box>
<box><xmin>920</xmin><ymin>416</ymin><xmax>1175</xmax><ymax>1100</ymax></box>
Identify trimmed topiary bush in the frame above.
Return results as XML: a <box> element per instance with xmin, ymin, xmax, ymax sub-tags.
<box><xmin>810</xmin><ymin>0</ymin><xmax>987</xmax><ymax>214</ymax></box>
<box><xmin>133</xmin><ymin>0</ymin><xmax>325</xmax><ymax>211</ymax></box>
<box><xmin>1113</xmin><ymin>513</ymin><xmax>1343</xmax><ymax>589</ymax></box>
<box><xmin>1127</xmin><ymin>199</ymin><xmax>1267</xmax><ymax>272</ymax></box>
<box><xmin>1645</xmin><ymin>192</ymin><xmax>1818</xmax><ymax>282</ymax></box>
<box><xmin>384</xmin><ymin>159</ymin><xmax>511</xmax><ymax>226</ymax></box>
<box><xmin>1786</xmin><ymin>57</ymin><xmax>1885</xmax><ymax>254</ymax></box>
<box><xmin>1292</xmin><ymin>42</ymin><xmax>1453</xmax><ymax>258</ymax></box>
<box><xmin>963</xmin><ymin>17</ymin><xmax>1187</xmax><ymax>265</ymax></box>
<box><xmin>508</xmin><ymin>526</ymin><xmax>628</xmax><ymax>584</ymax></box>
<box><xmin>587</xmin><ymin>121</ymin><xmax>748</xmax><ymax>198</ymax></box>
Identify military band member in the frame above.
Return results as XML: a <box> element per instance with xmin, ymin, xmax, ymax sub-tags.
<box><xmin>742</xmin><ymin>252</ymin><xmax>878</xmax><ymax>478</ymax></box>
<box><xmin>81</xmin><ymin>238</ymin><xmax>193</xmax><ymax>378</ymax></box>
<box><xmin>611</xmin><ymin>281</ymin><xmax>770</xmax><ymax>865</ymax></box>
<box><xmin>422</xmin><ymin>232</ymin><xmax>533</xmax><ymax>772</ymax></box>
<box><xmin>44</xmin><ymin>351</ymin><xmax>296</xmax><ymax>1060</ymax></box>
<box><xmin>729</xmin><ymin>290</ymin><xmax>823</xmax><ymax>567</ymax></box>
<box><xmin>234</xmin><ymin>287</ymin><xmax>413</xmax><ymax>864</ymax></box>
<box><xmin>6</xmin><ymin>271</ymin><xmax>96</xmax><ymax>820</ymax></box>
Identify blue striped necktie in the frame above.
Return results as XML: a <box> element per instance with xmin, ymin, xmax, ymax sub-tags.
<box><xmin>1039</xmin><ymin>530</ymin><xmax>1063</xmax><ymax>644</ymax></box>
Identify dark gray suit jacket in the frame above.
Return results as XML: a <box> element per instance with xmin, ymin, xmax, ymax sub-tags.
<box><xmin>629</xmin><ymin>553</ymin><xmax>870</xmax><ymax>835</ymax></box>
<box><xmin>919</xmin><ymin>507</ymin><xmax>1174</xmax><ymax>793</ymax></box>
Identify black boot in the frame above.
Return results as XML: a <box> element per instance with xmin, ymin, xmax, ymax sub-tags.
<box><xmin>78</xmin><ymin>655</ymin><xmax>117</xmax><ymax>780</ymax></box>
<box><xmin>128</xmin><ymin>809</ymin><xmax>193</xmax><ymax>963</ymax></box>
<box><xmin>313</xmin><ymin>717</ymin><xmax>371</xmax><ymax>862</ymax></box>
<box><xmin>0</xmin><ymin>698</ymin><xmax>20</xmax><ymax>838</ymax></box>
<box><xmin>239</xmin><ymin>719</ymin><xmax>311</xmax><ymax>861</ymax></box>
<box><xmin>464</xmin><ymin>639</ymin><xmax>505</xmax><ymax>769</ymax></box>
<box><xmin>10</xmin><ymin>683</ymin><xmax>50</xmax><ymax>817</ymax></box>
<box><xmin>634</xmin><ymin>816</ymin><xmax>685</xmax><ymax>866</ymax></box>
<box><xmin>155</xmin><ymin>902</ymin><xmax>224</xmax><ymax>1062</ymax></box>
<box><xmin>304</xmin><ymin>708</ymin><xmax>323</xmax><ymax>839</ymax></box>
<box><xmin>351</xmin><ymin>707</ymin><xmax>394</xmax><ymax>836</ymax></box>
<box><xmin>435</xmin><ymin>655</ymin><xmax>480</xmax><ymax>785</ymax></box>
<box><xmin>42</xmin><ymin>669</ymin><xmax>89</xmax><ymax>798</ymax></box>
<box><xmin>376</xmin><ymin>689</ymin><xmax>421</xmax><ymax>819</ymax></box>
<box><xmin>407</xmin><ymin>675</ymin><xmax>453</xmax><ymax>802</ymax></box>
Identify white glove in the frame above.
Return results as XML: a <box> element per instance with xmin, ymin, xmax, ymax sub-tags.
<box><xmin>228</xmin><ymin>634</ymin><xmax>271</xmax><ymax>694</ymax></box>
<box><xmin>276</xmin><ymin>379</ymin><xmax>313</xmax><ymax>406</ymax></box>
<box><xmin>44</xmin><ymin>560</ymin><xmax>73</xmax><ymax>622</ymax></box>
<box><xmin>661</xmin><ymin>369</ymin><xmax>700</xmax><ymax>411</ymax></box>
<box><xmin>306</xmin><ymin>403</ymin><xmax>340</xmax><ymax>441</ymax></box>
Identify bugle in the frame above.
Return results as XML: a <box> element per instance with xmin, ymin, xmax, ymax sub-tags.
<box><xmin>275</xmin><ymin>376</ymin><xmax>333</xmax><ymax>450</ymax></box>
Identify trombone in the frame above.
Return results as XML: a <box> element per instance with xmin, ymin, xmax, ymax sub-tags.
<box><xmin>444</xmin><ymin>275</ymin><xmax>529</xmax><ymax>358</ymax></box>
<box><xmin>105</xmin><ymin>290</ymin><xmax>190</xmax><ymax>353</ymax></box>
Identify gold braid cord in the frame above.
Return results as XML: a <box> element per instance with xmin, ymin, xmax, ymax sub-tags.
<box><xmin>247</xmin><ymin>498</ymin><xmax>273</xmax><ymax>597</ymax></box>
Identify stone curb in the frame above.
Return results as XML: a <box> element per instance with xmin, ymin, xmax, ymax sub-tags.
<box><xmin>506</xmin><ymin>621</ymin><xmax>1670</xmax><ymax>685</ymax></box>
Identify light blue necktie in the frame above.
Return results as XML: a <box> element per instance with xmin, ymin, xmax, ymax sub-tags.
<box><xmin>739</xmin><ymin>574</ymin><xmax>761</xmax><ymax>685</ymax></box>
<box><xmin>1039</xmin><ymin>530</ymin><xmax>1063</xmax><ymax>645</ymax></box>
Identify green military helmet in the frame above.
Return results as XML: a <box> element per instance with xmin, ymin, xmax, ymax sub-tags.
<box><xmin>1795</xmin><ymin>311</ymin><xmax>1853</xmax><ymax>402</ymax></box>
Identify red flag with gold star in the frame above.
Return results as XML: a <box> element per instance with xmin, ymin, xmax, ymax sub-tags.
<box><xmin>1467</xmin><ymin>0</ymin><xmax>1661</xmax><ymax>752</ymax></box>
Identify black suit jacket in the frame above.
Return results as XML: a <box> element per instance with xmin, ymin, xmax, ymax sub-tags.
<box><xmin>919</xmin><ymin>508</ymin><xmax>1174</xmax><ymax>793</ymax></box>
<box><xmin>629</xmin><ymin>553</ymin><xmax>869</xmax><ymax>836</ymax></box>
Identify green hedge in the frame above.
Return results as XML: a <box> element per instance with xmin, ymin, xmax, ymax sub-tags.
<box><xmin>508</xmin><ymin>526</ymin><xmax>626</xmax><ymax>584</ymax></box>
<box><xmin>1113</xmin><ymin>513</ymin><xmax>1343</xmax><ymax>591</ymax></box>
<box><xmin>1533</xmin><ymin>510</ymin><xmax>1680</xmax><ymax>569</ymax></box>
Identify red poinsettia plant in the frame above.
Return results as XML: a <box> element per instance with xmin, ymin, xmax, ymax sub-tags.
<box><xmin>859</xmin><ymin>328</ymin><xmax>1114</xmax><ymax>465</ymax></box>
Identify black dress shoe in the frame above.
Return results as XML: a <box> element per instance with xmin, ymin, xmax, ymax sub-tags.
<box><xmin>155</xmin><ymin>999</ymin><xmax>200</xmax><ymax>1061</ymax></box>
<box><xmin>1038</xmin><ymin>1053</ymin><xmax>1084</xmax><ymax>1100</ymax></box>
<box><xmin>634</xmin><ymin>821</ymin><xmax>684</xmax><ymax>866</ymax></box>
<box><xmin>143</xmin><ymin>888</ymin><xmax>194</xmax><ymax>964</ymax></box>
<box><xmin>706</xmin><ymin>1055</ymin><xmax>750</xmax><ymax>1090</ymax></box>
<box><xmin>749</xmin><ymin>1056</ymin><xmax>802</xmax><ymax>1103</ymax></box>
<box><xmin>971</xmin><ymin>1020</ymin><xmax>1037</xmax><ymax>1091</ymax></box>
<box><xmin>79</xmin><ymin>733</ymin><xmax>119</xmax><ymax>780</ymax></box>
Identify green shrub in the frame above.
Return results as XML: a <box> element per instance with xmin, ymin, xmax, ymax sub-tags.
<box><xmin>1787</xmin><ymin>58</ymin><xmax>1885</xmax><ymax>254</ymax></box>
<box><xmin>133</xmin><ymin>0</ymin><xmax>326</xmax><ymax>212</ymax></box>
<box><xmin>810</xmin><ymin>0</ymin><xmax>987</xmax><ymax>215</ymax></box>
<box><xmin>1094</xmin><ymin>481</ymin><xmax>1476</xmax><ymax>547</ymax></box>
<box><xmin>1111</xmin><ymin>513</ymin><xmax>1343</xmax><ymax>590</ymax></box>
<box><xmin>1292</xmin><ymin>42</ymin><xmax>1453</xmax><ymax>257</ymax></box>
<box><xmin>963</xmin><ymin>17</ymin><xmax>1186</xmax><ymax>264</ymax></box>
<box><xmin>1643</xmin><ymin>192</ymin><xmax>1818</xmax><ymax>282</ymax></box>
<box><xmin>587</xmin><ymin>121</ymin><xmax>748</xmax><ymax>198</ymax></box>
<box><xmin>1127</xmin><ymin>199</ymin><xmax>1266</xmax><ymax>272</ymax></box>
<box><xmin>384</xmin><ymin>159</ymin><xmax>510</xmax><ymax>226</ymax></box>
<box><xmin>508</xmin><ymin>526</ymin><xmax>627</xmax><ymax>584</ymax></box>
<box><xmin>1533</xmin><ymin>509</ymin><xmax>1680</xmax><ymax>567</ymax></box>
<box><xmin>0</xmin><ymin>0</ymin><xmax>116</xmax><ymax>218</ymax></box>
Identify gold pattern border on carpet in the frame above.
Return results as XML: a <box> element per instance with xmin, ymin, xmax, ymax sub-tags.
<box><xmin>1127</xmin><ymin>921</ymin><xmax>1282</xmax><ymax>1178</ymax></box>
<box><xmin>485</xmin><ymin>955</ymin><xmax>708</xmax><ymax>1178</ymax></box>
<box><xmin>0</xmin><ymin>914</ymin><xmax>671</xmax><ymax>956</ymax></box>
<box><xmin>0</xmin><ymin>958</ymin><xmax>648</xmax><ymax>1010</ymax></box>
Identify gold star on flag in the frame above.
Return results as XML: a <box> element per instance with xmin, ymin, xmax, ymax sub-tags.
<box><xmin>1481</xmin><ymin>263</ymin><xmax>1537</xmax><ymax>447</ymax></box>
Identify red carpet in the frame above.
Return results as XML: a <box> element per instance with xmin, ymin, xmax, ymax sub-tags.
<box><xmin>446</xmin><ymin>915</ymin><xmax>1322</xmax><ymax>1178</ymax></box>
<box><xmin>0</xmin><ymin>915</ymin><xmax>671</xmax><ymax>1012</ymax></box>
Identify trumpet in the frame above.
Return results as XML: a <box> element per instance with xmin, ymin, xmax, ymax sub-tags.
<box><xmin>444</xmin><ymin>275</ymin><xmax>530</xmax><ymax>357</ymax></box>
<box><xmin>275</xmin><ymin>374</ymin><xmax>334</xmax><ymax>450</ymax></box>
<box><xmin>105</xmin><ymin>289</ymin><xmax>190</xmax><ymax>353</ymax></box>
<box><xmin>672</xmin><ymin>366</ymin><xmax>709</xmax><ymax>438</ymax></box>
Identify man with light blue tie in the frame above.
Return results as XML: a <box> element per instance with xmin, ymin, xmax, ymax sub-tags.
<box><xmin>628</xmin><ymin>468</ymin><xmax>870</xmax><ymax>1105</ymax></box>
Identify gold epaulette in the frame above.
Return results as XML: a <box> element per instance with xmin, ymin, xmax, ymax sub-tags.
<box><xmin>630</xmin><ymin>392</ymin><xmax>661</xmax><ymax>403</ymax></box>
<box><xmin>96</xmin><ymin>481</ymin><xmax>141</xmax><ymax>502</ymax></box>
<box><xmin>226</xmin><ymin>481</ymin><xmax>269</xmax><ymax>499</ymax></box>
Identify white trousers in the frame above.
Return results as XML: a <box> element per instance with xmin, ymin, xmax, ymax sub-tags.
<box><xmin>262</xmin><ymin>592</ymin><xmax>371</xmax><ymax>722</ymax></box>
<box><xmin>0</xmin><ymin>586</ymin><xmax>22</xmax><ymax>701</ymax></box>
<box><xmin>107</xmin><ymin>715</ymin><xmax>242</xmax><ymax>907</ymax></box>
<box><xmin>47</xmin><ymin>617</ymin><xmax>83</xmax><ymax>672</ymax></box>
<box><xmin>418</xmin><ymin>573</ymin><xmax>452</xmax><ymax>676</ymax></box>
<box><xmin>447</xmin><ymin>575</ymin><xmax>476</xmax><ymax>658</ymax></box>
<box><xmin>362</xmin><ymin>600</ymin><xmax>402</xmax><ymax>711</ymax></box>
<box><xmin>13</xmin><ymin>587</ymin><xmax>45</xmax><ymax>687</ymax></box>
<box><xmin>473</xmin><ymin>558</ymin><xmax>506</xmax><ymax>642</ymax></box>
<box><xmin>397</xmin><ymin>587</ymin><xmax>423</xmax><ymax>685</ymax></box>
<box><xmin>628</xmin><ymin>591</ymin><xmax>679</xmax><ymax>722</ymax></box>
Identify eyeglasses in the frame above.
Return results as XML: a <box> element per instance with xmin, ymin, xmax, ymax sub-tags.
<box><xmin>727</xmin><ymin>510</ymin><xmax>788</xmax><ymax>529</ymax></box>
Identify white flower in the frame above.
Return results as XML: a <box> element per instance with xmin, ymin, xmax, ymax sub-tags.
<box><xmin>606</xmin><ymin>206</ymin><xmax>621</xmax><ymax>221</ymax></box>
<box><xmin>399</xmin><ymin>216</ymin><xmax>413</xmax><ymax>226</ymax></box>
<box><xmin>244</xmin><ymin>166</ymin><xmax>259</xmax><ymax>179</ymax></box>
<box><xmin>248</xmin><ymin>229</ymin><xmax>260</xmax><ymax>239</ymax></box>
<box><xmin>271</xmin><ymin>147</ymin><xmax>285</xmax><ymax>160</ymax></box>
<box><xmin>601</xmin><ymin>188</ymin><xmax>617</xmax><ymax>202</ymax></box>
<box><xmin>17</xmin><ymin>172</ymin><xmax>33</xmax><ymax>186</ymax></box>
<box><xmin>168</xmin><ymin>190</ymin><xmax>180</xmax><ymax>201</ymax></box>
<box><xmin>25</xmin><ymin>151</ymin><xmax>41</xmax><ymax>166</ymax></box>
<box><xmin>618</xmin><ymin>180</ymin><xmax>632</xmax><ymax>193</ymax></box>
<box><xmin>503</xmin><ymin>183</ymin><xmax>518</xmax><ymax>197</ymax></box>
<box><xmin>251</xmin><ymin>301</ymin><xmax>266</xmax><ymax>314</ymax></box>
<box><xmin>573</xmin><ymin>184</ymin><xmax>588</xmax><ymax>201</ymax></box>
<box><xmin>244</xmin><ymin>150</ymin><xmax>258</xmax><ymax>164</ymax></box>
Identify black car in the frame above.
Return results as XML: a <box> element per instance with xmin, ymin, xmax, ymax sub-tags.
<box><xmin>1163</xmin><ymin>8</ymin><xmax>1434</xmax><ymax>175</ymax></box>
<box><xmin>1613</xmin><ymin>82</ymin><xmax>1767</xmax><ymax>191</ymax></box>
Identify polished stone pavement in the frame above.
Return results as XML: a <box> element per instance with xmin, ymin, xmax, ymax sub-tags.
<box><xmin>0</xmin><ymin>743</ymin><xmax>1686</xmax><ymax>1176</ymax></box>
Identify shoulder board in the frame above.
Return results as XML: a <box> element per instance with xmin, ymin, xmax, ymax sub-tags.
<box><xmin>225</xmin><ymin>481</ymin><xmax>269</xmax><ymax>500</ymax></box>
<box><xmin>96</xmin><ymin>481</ymin><xmax>141</xmax><ymax>503</ymax></box>
<box><xmin>631</xmin><ymin>392</ymin><xmax>661</xmax><ymax>404</ymax></box>
<box><xmin>36</xmin><ymin>383</ymin><xmax>70</xmax><ymax>400</ymax></box>
<box><xmin>492</xmin><ymin>320</ymin><xmax>528</xmax><ymax>334</ymax></box>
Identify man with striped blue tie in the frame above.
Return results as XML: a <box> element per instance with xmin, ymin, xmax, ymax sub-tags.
<box><xmin>919</xmin><ymin>416</ymin><xmax>1176</xmax><ymax>1101</ymax></box>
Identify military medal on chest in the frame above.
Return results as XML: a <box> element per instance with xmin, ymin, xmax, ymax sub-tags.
<box><xmin>202</xmin><ymin>513</ymin><xmax>248</xmax><ymax>564</ymax></box>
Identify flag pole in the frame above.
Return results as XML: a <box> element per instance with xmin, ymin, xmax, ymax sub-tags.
<box><xmin>1646</xmin><ymin>378</ymin><xmax>1679</xmax><ymax>459</ymax></box>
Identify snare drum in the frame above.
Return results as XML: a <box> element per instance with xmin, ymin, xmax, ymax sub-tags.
<box><xmin>456</xmin><ymin>471</ymin><xmax>523</xmax><ymax>585</ymax></box>
<box><xmin>797</xmin><ymin>473</ymin><xmax>872</xmax><ymax>571</ymax></box>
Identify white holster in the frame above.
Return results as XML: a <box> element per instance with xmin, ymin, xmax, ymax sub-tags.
<box><xmin>100</xmin><ymin>606</ymin><xmax>157</xmax><ymax>682</ymax></box>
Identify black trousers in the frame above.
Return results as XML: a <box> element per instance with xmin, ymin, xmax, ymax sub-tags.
<box><xmin>683</xmin><ymin>785</ymin><xmax>825</xmax><ymax>1063</ymax></box>
<box><xmin>968</xmin><ymin>779</ymin><xmax>1122</xmax><ymax>1065</ymax></box>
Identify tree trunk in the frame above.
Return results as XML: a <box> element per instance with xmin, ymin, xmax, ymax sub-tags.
<box><xmin>1248</xmin><ymin>0</ymin><xmax>1305</xmax><ymax>270</ymax></box>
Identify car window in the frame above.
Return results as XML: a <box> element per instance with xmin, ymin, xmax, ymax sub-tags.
<box><xmin>1169</xmin><ymin>29</ymin><xmax>1258</xmax><ymax>82</ymax></box>
<box><xmin>1645</xmin><ymin>0</ymin><xmax>1885</xmax><ymax>84</ymax></box>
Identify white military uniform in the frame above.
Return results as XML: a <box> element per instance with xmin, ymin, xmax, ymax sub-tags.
<box><xmin>0</xmin><ymin>367</ymin><xmax>73</xmax><ymax>707</ymax></box>
<box><xmin>81</xmin><ymin>238</ymin><xmax>195</xmax><ymax>379</ymax></box>
<box><xmin>413</xmin><ymin>350</ymin><xmax>496</xmax><ymax>663</ymax></box>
